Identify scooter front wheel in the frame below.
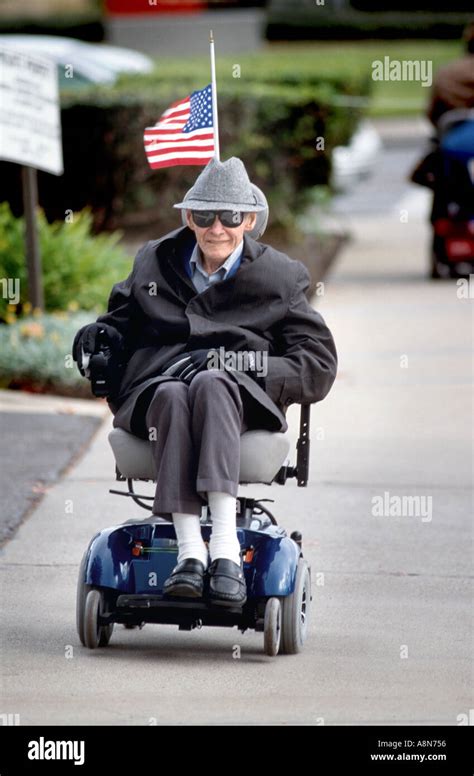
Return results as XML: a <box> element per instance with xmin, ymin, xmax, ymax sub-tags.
<box><xmin>263</xmin><ymin>597</ymin><xmax>281</xmax><ymax>656</ymax></box>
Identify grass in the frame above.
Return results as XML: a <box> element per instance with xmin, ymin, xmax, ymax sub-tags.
<box><xmin>287</xmin><ymin>39</ymin><xmax>462</xmax><ymax>117</ymax></box>
<box><xmin>143</xmin><ymin>39</ymin><xmax>462</xmax><ymax>118</ymax></box>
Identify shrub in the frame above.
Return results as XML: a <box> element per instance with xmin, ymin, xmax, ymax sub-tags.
<box><xmin>266</xmin><ymin>4</ymin><xmax>469</xmax><ymax>40</ymax></box>
<box><xmin>0</xmin><ymin>50</ymin><xmax>370</xmax><ymax>236</ymax></box>
<box><xmin>0</xmin><ymin>204</ymin><xmax>132</xmax><ymax>321</ymax></box>
<box><xmin>0</xmin><ymin>311</ymin><xmax>95</xmax><ymax>397</ymax></box>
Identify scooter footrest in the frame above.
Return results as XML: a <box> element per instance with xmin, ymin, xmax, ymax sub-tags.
<box><xmin>118</xmin><ymin>594</ymin><xmax>209</xmax><ymax>610</ymax></box>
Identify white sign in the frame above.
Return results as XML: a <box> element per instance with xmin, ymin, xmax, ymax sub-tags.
<box><xmin>0</xmin><ymin>46</ymin><xmax>63</xmax><ymax>175</ymax></box>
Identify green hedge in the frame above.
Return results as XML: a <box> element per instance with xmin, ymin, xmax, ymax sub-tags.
<box><xmin>63</xmin><ymin>83</ymin><xmax>358</xmax><ymax>231</ymax></box>
<box><xmin>0</xmin><ymin>204</ymin><xmax>131</xmax><ymax>322</ymax></box>
<box><xmin>0</xmin><ymin>11</ymin><xmax>103</xmax><ymax>41</ymax></box>
<box><xmin>0</xmin><ymin>51</ymin><xmax>370</xmax><ymax>236</ymax></box>
<box><xmin>266</xmin><ymin>5</ymin><xmax>470</xmax><ymax>40</ymax></box>
<box><xmin>110</xmin><ymin>50</ymin><xmax>370</xmax><ymax>94</ymax></box>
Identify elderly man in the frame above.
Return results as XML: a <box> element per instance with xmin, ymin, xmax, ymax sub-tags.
<box><xmin>72</xmin><ymin>157</ymin><xmax>337</xmax><ymax>608</ymax></box>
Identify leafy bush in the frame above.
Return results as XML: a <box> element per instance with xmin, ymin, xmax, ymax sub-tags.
<box><xmin>111</xmin><ymin>49</ymin><xmax>371</xmax><ymax>96</ymax></box>
<box><xmin>60</xmin><ymin>81</ymin><xmax>365</xmax><ymax>233</ymax></box>
<box><xmin>266</xmin><ymin>4</ymin><xmax>468</xmax><ymax>40</ymax></box>
<box><xmin>0</xmin><ymin>204</ymin><xmax>132</xmax><ymax>321</ymax></box>
<box><xmin>0</xmin><ymin>11</ymin><xmax>103</xmax><ymax>40</ymax></box>
<box><xmin>0</xmin><ymin>311</ymin><xmax>95</xmax><ymax>397</ymax></box>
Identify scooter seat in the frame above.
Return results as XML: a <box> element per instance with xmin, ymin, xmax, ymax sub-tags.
<box><xmin>108</xmin><ymin>427</ymin><xmax>291</xmax><ymax>485</ymax></box>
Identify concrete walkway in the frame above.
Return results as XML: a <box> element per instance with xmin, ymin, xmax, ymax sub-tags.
<box><xmin>0</xmin><ymin>392</ymin><xmax>108</xmax><ymax>546</ymax></box>
<box><xmin>0</xmin><ymin>188</ymin><xmax>472</xmax><ymax>725</ymax></box>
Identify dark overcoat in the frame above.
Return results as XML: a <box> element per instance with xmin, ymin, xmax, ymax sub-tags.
<box><xmin>95</xmin><ymin>225</ymin><xmax>338</xmax><ymax>438</ymax></box>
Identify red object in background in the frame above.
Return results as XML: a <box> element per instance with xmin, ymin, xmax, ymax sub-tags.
<box><xmin>445</xmin><ymin>239</ymin><xmax>474</xmax><ymax>260</ymax></box>
<box><xmin>434</xmin><ymin>218</ymin><xmax>474</xmax><ymax>261</ymax></box>
<box><xmin>105</xmin><ymin>0</ymin><xmax>206</xmax><ymax>14</ymax></box>
<box><xmin>434</xmin><ymin>218</ymin><xmax>474</xmax><ymax>238</ymax></box>
<box><xmin>433</xmin><ymin>218</ymin><xmax>453</xmax><ymax>237</ymax></box>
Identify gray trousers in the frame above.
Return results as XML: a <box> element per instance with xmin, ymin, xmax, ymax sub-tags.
<box><xmin>142</xmin><ymin>370</ymin><xmax>252</xmax><ymax>516</ymax></box>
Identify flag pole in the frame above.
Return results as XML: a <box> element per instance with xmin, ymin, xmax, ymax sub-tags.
<box><xmin>209</xmin><ymin>29</ymin><xmax>220</xmax><ymax>161</ymax></box>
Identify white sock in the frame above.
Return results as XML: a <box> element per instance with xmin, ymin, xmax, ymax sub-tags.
<box><xmin>207</xmin><ymin>491</ymin><xmax>241</xmax><ymax>565</ymax></box>
<box><xmin>172</xmin><ymin>512</ymin><xmax>209</xmax><ymax>567</ymax></box>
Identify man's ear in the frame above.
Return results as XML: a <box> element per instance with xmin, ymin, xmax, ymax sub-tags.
<box><xmin>185</xmin><ymin>210</ymin><xmax>195</xmax><ymax>230</ymax></box>
<box><xmin>243</xmin><ymin>212</ymin><xmax>257</xmax><ymax>231</ymax></box>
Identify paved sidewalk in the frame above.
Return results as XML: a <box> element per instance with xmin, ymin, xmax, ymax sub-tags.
<box><xmin>312</xmin><ymin>203</ymin><xmax>472</xmax><ymax>724</ymax></box>
<box><xmin>0</xmin><ymin>392</ymin><xmax>108</xmax><ymax>546</ymax></box>
<box><xmin>0</xmin><ymin>188</ymin><xmax>472</xmax><ymax>725</ymax></box>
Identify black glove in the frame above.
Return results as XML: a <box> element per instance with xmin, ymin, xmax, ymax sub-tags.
<box><xmin>72</xmin><ymin>322</ymin><xmax>124</xmax><ymax>377</ymax></box>
<box><xmin>161</xmin><ymin>349</ymin><xmax>211</xmax><ymax>384</ymax></box>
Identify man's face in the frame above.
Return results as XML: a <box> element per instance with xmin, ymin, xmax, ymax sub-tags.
<box><xmin>186</xmin><ymin>210</ymin><xmax>257</xmax><ymax>265</ymax></box>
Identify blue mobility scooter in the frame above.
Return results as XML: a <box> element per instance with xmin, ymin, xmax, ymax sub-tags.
<box><xmin>76</xmin><ymin>405</ymin><xmax>313</xmax><ymax>657</ymax></box>
<box><xmin>76</xmin><ymin>184</ymin><xmax>312</xmax><ymax>656</ymax></box>
<box><xmin>430</xmin><ymin>108</ymin><xmax>474</xmax><ymax>279</ymax></box>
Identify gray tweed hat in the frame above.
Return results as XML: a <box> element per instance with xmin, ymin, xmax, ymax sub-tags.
<box><xmin>173</xmin><ymin>156</ymin><xmax>266</xmax><ymax>212</ymax></box>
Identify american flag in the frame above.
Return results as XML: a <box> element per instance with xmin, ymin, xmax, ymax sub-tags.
<box><xmin>144</xmin><ymin>84</ymin><xmax>215</xmax><ymax>169</ymax></box>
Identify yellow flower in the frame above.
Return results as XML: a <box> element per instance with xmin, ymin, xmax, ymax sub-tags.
<box><xmin>5</xmin><ymin>314</ymin><xmax>16</xmax><ymax>325</ymax></box>
<box><xmin>23</xmin><ymin>301</ymin><xmax>32</xmax><ymax>314</ymax></box>
<box><xmin>67</xmin><ymin>300</ymin><xmax>79</xmax><ymax>312</ymax></box>
<box><xmin>19</xmin><ymin>322</ymin><xmax>44</xmax><ymax>339</ymax></box>
<box><xmin>32</xmin><ymin>307</ymin><xmax>43</xmax><ymax>318</ymax></box>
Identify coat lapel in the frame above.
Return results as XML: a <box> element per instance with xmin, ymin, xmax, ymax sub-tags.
<box><xmin>156</xmin><ymin>227</ymin><xmax>198</xmax><ymax>302</ymax></box>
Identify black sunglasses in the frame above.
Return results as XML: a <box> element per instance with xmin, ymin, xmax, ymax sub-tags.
<box><xmin>191</xmin><ymin>210</ymin><xmax>245</xmax><ymax>228</ymax></box>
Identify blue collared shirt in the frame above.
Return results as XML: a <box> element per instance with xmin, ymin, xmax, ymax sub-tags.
<box><xmin>187</xmin><ymin>240</ymin><xmax>243</xmax><ymax>293</ymax></box>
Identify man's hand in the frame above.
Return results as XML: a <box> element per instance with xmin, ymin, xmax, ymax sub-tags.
<box><xmin>72</xmin><ymin>322</ymin><xmax>124</xmax><ymax>377</ymax></box>
<box><xmin>161</xmin><ymin>348</ymin><xmax>266</xmax><ymax>391</ymax></box>
<box><xmin>161</xmin><ymin>349</ymin><xmax>211</xmax><ymax>384</ymax></box>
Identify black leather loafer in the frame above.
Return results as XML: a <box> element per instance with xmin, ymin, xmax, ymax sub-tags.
<box><xmin>163</xmin><ymin>558</ymin><xmax>206</xmax><ymax>598</ymax></box>
<box><xmin>208</xmin><ymin>558</ymin><xmax>247</xmax><ymax>607</ymax></box>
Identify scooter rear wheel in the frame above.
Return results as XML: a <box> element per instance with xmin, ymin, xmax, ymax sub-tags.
<box><xmin>84</xmin><ymin>589</ymin><xmax>114</xmax><ymax>649</ymax></box>
<box><xmin>280</xmin><ymin>559</ymin><xmax>311</xmax><ymax>654</ymax></box>
<box><xmin>76</xmin><ymin>550</ymin><xmax>90</xmax><ymax>647</ymax></box>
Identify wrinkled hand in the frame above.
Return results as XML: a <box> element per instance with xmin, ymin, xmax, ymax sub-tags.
<box><xmin>72</xmin><ymin>322</ymin><xmax>124</xmax><ymax>377</ymax></box>
<box><xmin>161</xmin><ymin>349</ymin><xmax>212</xmax><ymax>384</ymax></box>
